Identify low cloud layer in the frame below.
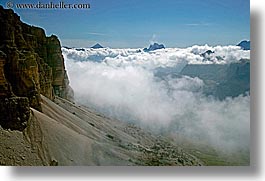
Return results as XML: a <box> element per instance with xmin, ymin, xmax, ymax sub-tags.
<box><xmin>62</xmin><ymin>45</ymin><xmax>250</xmax><ymax>155</ymax></box>
<box><xmin>62</xmin><ymin>45</ymin><xmax>250</xmax><ymax>67</ymax></box>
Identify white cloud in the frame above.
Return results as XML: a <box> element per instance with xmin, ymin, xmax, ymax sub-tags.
<box><xmin>185</xmin><ymin>22</ymin><xmax>212</xmax><ymax>26</ymax></box>
<box><xmin>87</xmin><ymin>32</ymin><xmax>107</xmax><ymax>36</ymax></box>
<box><xmin>62</xmin><ymin>45</ymin><xmax>250</xmax><ymax>156</ymax></box>
<box><xmin>62</xmin><ymin>45</ymin><xmax>250</xmax><ymax>70</ymax></box>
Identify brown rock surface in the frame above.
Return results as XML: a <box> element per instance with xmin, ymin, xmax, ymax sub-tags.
<box><xmin>0</xmin><ymin>97</ymin><xmax>30</xmax><ymax>131</ymax></box>
<box><xmin>0</xmin><ymin>51</ymin><xmax>9</xmax><ymax>96</ymax></box>
<box><xmin>0</xmin><ymin>5</ymin><xmax>73</xmax><ymax>111</ymax></box>
<box><xmin>0</xmin><ymin>5</ymin><xmax>73</xmax><ymax>131</ymax></box>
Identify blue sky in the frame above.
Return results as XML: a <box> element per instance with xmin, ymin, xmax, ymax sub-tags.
<box><xmin>1</xmin><ymin>0</ymin><xmax>250</xmax><ymax>48</ymax></box>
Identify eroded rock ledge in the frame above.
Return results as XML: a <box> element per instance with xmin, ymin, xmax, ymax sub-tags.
<box><xmin>0</xmin><ymin>5</ymin><xmax>73</xmax><ymax>130</ymax></box>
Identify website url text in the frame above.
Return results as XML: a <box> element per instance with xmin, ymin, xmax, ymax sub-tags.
<box><xmin>6</xmin><ymin>1</ymin><xmax>91</xmax><ymax>10</ymax></box>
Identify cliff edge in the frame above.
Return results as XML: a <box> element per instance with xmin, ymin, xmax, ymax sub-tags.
<box><xmin>0</xmin><ymin>6</ymin><xmax>73</xmax><ymax>130</ymax></box>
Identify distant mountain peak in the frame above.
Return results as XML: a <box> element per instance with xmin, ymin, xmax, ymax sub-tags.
<box><xmin>201</xmin><ymin>50</ymin><xmax>214</xmax><ymax>56</ymax></box>
<box><xmin>91</xmin><ymin>43</ymin><xmax>104</xmax><ymax>49</ymax></box>
<box><xmin>144</xmin><ymin>43</ymin><xmax>165</xmax><ymax>52</ymax></box>
<box><xmin>237</xmin><ymin>40</ymin><xmax>250</xmax><ymax>50</ymax></box>
<box><xmin>62</xmin><ymin>46</ymin><xmax>72</xmax><ymax>49</ymax></box>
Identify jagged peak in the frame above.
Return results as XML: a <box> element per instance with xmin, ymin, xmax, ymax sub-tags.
<box><xmin>91</xmin><ymin>43</ymin><xmax>104</xmax><ymax>49</ymax></box>
<box><xmin>143</xmin><ymin>42</ymin><xmax>165</xmax><ymax>52</ymax></box>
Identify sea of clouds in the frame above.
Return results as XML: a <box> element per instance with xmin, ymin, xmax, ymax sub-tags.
<box><xmin>62</xmin><ymin>45</ymin><xmax>250</xmax><ymax>155</ymax></box>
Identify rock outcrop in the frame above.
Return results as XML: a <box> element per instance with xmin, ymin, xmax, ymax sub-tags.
<box><xmin>0</xmin><ymin>5</ymin><xmax>73</xmax><ymax>130</ymax></box>
<box><xmin>0</xmin><ymin>97</ymin><xmax>30</xmax><ymax>131</ymax></box>
<box><xmin>0</xmin><ymin>51</ymin><xmax>10</xmax><ymax>97</ymax></box>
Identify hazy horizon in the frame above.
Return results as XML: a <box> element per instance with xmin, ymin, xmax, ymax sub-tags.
<box><xmin>60</xmin><ymin>40</ymin><xmax>250</xmax><ymax>49</ymax></box>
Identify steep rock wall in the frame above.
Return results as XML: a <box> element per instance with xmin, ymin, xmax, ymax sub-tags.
<box><xmin>0</xmin><ymin>6</ymin><xmax>73</xmax><ymax>130</ymax></box>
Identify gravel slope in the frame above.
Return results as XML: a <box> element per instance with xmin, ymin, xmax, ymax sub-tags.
<box><xmin>0</xmin><ymin>95</ymin><xmax>203</xmax><ymax>166</ymax></box>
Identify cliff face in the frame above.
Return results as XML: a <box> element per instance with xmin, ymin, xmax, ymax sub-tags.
<box><xmin>0</xmin><ymin>6</ymin><xmax>73</xmax><ymax>130</ymax></box>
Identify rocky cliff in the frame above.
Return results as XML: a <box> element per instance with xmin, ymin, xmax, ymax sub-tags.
<box><xmin>0</xmin><ymin>6</ymin><xmax>73</xmax><ymax>130</ymax></box>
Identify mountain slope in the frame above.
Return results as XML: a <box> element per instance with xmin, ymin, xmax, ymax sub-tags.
<box><xmin>1</xmin><ymin>95</ymin><xmax>203</xmax><ymax>166</ymax></box>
